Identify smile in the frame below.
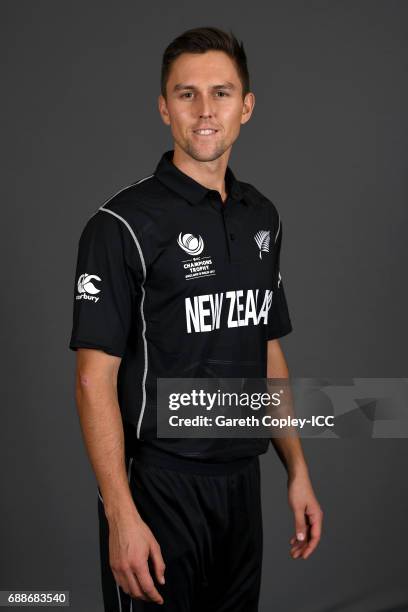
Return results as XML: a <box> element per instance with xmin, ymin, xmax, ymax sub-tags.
<box><xmin>193</xmin><ymin>129</ymin><xmax>218</xmax><ymax>135</ymax></box>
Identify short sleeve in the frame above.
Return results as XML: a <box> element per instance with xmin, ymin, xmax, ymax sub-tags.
<box><xmin>68</xmin><ymin>210</ymin><xmax>138</xmax><ymax>357</ymax></box>
<box><xmin>267</xmin><ymin>218</ymin><xmax>293</xmax><ymax>340</ymax></box>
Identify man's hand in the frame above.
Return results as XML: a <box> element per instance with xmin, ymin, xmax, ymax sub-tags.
<box><xmin>287</xmin><ymin>472</ymin><xmax>323</xmax><ymax>560</ymax></box>
<box><xmin>108</xmin><ymin>507</ymin><xmax>166</xmax><ymax>604</ymax></box>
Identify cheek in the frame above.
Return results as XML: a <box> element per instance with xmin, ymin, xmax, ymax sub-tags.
<box><xmin>221</xmin><ymin>104</ymin><xmax>244</xmax><ymax>129</ymax></box>
<box><xmin>170</xmin><ymin>108</ymin><xmax>191</xmax><ymax>133</ymax></box>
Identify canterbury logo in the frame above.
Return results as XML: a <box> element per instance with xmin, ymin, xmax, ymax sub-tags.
<box><xmin>254</xmin><ymin>230</ymin><xmax>270</xmax><ymax>259</ymax></box>
<box><xmin>177</xmin><ymin>232</ymin><xmax>204</xmax><ymax>256</ymax></box>
<box><xmin>76</xmin><ymin>273</ymin><xmax>101</xmax><ymax>302</ymax></box>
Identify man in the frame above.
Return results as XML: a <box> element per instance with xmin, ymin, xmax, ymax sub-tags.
<box><xmin>69</xmin><ymin>26</ymin><xmax>323</xmax><ymax>612</ymax></box>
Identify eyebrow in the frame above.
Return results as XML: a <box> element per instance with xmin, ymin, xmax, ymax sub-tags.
<box><xmin>173</xmin><ymin>82</ymin><xmax>236</xmax><ymax>92</ymax></box>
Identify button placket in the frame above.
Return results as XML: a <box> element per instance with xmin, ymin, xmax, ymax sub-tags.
<box><xmin>207</xmin><ymin>191</ymin><xmax>242</xmax><ymax>264</ymax></box>
<box><xmin>221</xmin><ymin>205</ymin><xmax>232</xmax><ymax>263</ymax></box>
<box><xmin>223</xmin><ymin>207</ymin><xmax>241</xmax><ymax>263</ymax></box>
<box><xmin>207</xmin><ymin>191</ymin><xmax>232</xmax><ymax>263</ymax></box>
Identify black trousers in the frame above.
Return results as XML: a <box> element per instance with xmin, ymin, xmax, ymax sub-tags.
<box><xmin>98</xmin><ymin>452</ymin><xmax>263</xmax><ymax>612</ymax></box>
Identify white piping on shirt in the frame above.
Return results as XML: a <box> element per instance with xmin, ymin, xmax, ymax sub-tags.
<box><xmin>100</xmin><ymin>174</ymin><xmax>154</xmax><ymax>206</ymax></box>
<box><xmin>85</xmin><ymin>174</ymin><xmax>154</xmax><ymax>223</ymax></box>
<box><xmin>88</xmin><ymin>174</ymin><xmax>152</xmax><ymax>441</ymax></box>
<box><xmin>99</xmin><ymin>206</ymin><xmax>147</xmax><ymax>441</ymax></box>
<box><xmin>274</xmin><ymin>214</ymin><xmax>281</xmax><ymax>243</ymax></box>
<box><xmin>116</xmin><ymin>583</ymin><xmax>122</xmax><ymax>612</ymax></box>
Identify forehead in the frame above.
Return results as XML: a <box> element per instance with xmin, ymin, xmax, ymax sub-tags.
<box><xmin>168</xmin><ymin>50</ymin><xmax>241</xmax><ymax>86</ymax></box>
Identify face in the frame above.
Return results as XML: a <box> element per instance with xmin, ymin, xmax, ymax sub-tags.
<box><xmin>158</xmin><ymin>50</ymin><xmax>255</xmax><ymax>162</ymax></box>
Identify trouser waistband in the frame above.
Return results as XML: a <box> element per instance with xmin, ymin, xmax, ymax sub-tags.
<box><xmin>130</xmin><ymin>445</ymin><xmax>256</xmax><ymax>475</ymax></box>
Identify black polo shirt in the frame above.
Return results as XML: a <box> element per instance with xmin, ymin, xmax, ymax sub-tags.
<box><xmin>69</xmin><ymin>149</ymin><xmax>293</xmax><ymax>462</ymax></box>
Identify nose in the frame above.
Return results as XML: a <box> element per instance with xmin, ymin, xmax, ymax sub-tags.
<box><xmin>197</xmin><ymin>93</ymin><xmax>214</xmax><ymax>119</ymax></box>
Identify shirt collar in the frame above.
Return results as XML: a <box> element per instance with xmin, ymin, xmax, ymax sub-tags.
<box><xmin>154</xmin><ymin>149</ymin><xmax>247</xmax><ymax>206</ymax></box>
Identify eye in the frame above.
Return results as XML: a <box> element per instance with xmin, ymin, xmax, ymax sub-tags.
<box><xmin>181</xmin><ymin>92</ymin><xmax>193</xmax><ymax>98</ymax></box>
<box><xmin>215</xmin><ymin>91</ymin><xmax>229</xmax><ymax>97</ymax></box>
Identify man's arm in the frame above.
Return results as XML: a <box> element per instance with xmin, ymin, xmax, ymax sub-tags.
<box><xmin>267</xmin><ymin>339</ymin><xmax>308</xmax><ymax>477</ymax></box>
<box><xmin>75</xmin><ymin>348</ymin><xmax>165</xmax><ymax>603</ymax></box>
<box><xmin>267</xmin><ymin>339</ymin><xmax>323</xmax><ymax>560</ymax></box>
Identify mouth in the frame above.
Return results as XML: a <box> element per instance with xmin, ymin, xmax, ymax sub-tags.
<box><xmin>192</xmin><ymin>128</ymin><xmax>219</xmax><ymax>136</ymax></box>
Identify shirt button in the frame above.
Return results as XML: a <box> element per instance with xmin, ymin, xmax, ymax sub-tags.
<box><xmin>230</xmin><ymin>233</ymin><xmax>236</xmax><ymax>240</ymax></box>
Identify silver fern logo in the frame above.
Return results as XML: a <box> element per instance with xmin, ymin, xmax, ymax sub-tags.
<box><xmin>254</xmin><ymin>230</ymin><xmax>270</xmax><ymax>259</ymax></box>
<box><xmin>177</xmin><ymin>232</ymin><xmax>204</xmax><ymax>256</ymax></box>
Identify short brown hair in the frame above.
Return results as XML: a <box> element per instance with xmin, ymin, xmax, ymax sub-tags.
<box><xmin>161</xmin><ymin>26</ymin><xmax>250</xmax><ymax>99</ymax></box>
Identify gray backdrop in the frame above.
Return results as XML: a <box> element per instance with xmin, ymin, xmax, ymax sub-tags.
<box><xmin>1</xmin><ymin>1</ymin><xmax>407</xmax><ymax>611</ymax></box>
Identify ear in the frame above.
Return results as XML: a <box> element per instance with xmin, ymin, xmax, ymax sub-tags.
<box><xmin>241</xmin><ymin>91</ymin><xmax>255</xmax><ymax>125</ymax></box>
<box><xmin>158</xmin><ymin>94</ymin><xmax>171</xmax><ymax>126</ymax></box>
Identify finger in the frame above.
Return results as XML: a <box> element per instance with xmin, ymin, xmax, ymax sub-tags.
<box><xmin>301</xmin><ymin>536</ymin><xmax>320</xmax><ymax>559</ymax></box>
<box><xmin>294</xmin><ymin>508</ymin><xmax>308</xmax><ymax>543</ymax></box>
<box><xmin>112</xmin><ymin>569</ymin><xmax>148</xmax><ymax>602</ymax></box>
<box><xmin>291</xmin><ymin>528</ymin><xmax>309</xmax><ymax>546</ymax></box>
<box><xmin>135</xmin><ymin>566</ymin><xmax>164</xmax><ymax>604</ymax></box>
<box><xmin>291</xmin><ymin>543</ymin><xmax>307</xmax><ymax>558</ymax></box>
<box><xmin>292</xmin><ymin>538</ymin><xmax>309</xmax><ymax>555</ymax></box>
<box><xmin>301</xmin><ymin>513</ymin><xmax>323</xmax><ymax>559</ymax></box>
<box><xmin>291</xmin><ymin>520</ymin><xmax>311</xmax><ymax>547</ymax></box>
<box><xmin>290</xmin><ymin>524</ymin><xmax>310</xmax><ymax>557</ymax></box>
<box><xmin>293</xmin><ymin>551</ymin><xmax>304</xmax><ymax>559</ymax></box>
<box><xmin>290</xmin><ymin>544</ymin><xmax>306</xmax><ymax>554</ymax></box>
<box><xmin>290</xmin><ymin>541</ymin><xmax>307</xmax><ymax>552</ymax></box>
<box><xmin>124</xmin><ymin>571</ymin><xmax>149</xmax><ymax>601</ymax></box>
<box><xmin>150</xmin><ymin>540</ymin><xmax>166</xmax><ymax>585</ymax></box>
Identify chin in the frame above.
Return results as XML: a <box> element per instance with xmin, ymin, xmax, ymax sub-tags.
<box><xmin>185</xmin><ymin>142</ymin><xmax>227</xmax><ymax>163</ymax></box>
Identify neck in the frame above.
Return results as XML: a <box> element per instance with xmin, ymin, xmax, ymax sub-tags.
<box><xmin>172</xmin><ymin>144</ymin><xmax>230</xmax><ymax>202</ymax></box>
